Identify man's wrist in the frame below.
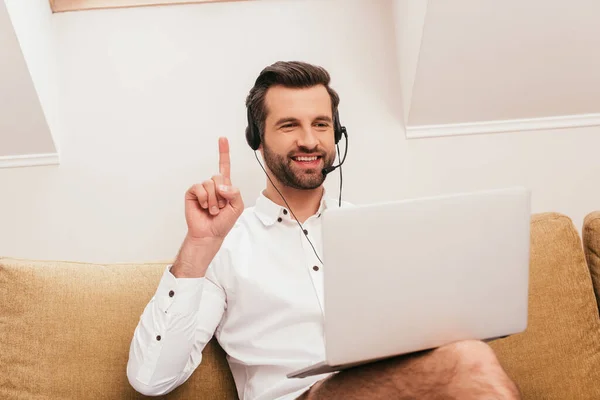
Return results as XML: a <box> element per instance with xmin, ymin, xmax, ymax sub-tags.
<box><xmin>171</xmin><ymin>235</ymin><xmax>224</xmax><ymax>278</ymax></box>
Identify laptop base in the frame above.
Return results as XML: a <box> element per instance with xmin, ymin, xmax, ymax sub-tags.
<box><xmin>287</xmin><ymin>353</ymin><xmax>406</xmax><ymax>379</ymax></box>
<box><xmin>287</xmin><ymin>336</ymin><xmax>510</xmax><ymax>379</ymax></box>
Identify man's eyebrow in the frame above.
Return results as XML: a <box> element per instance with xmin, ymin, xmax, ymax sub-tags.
<box><xmin>274</xmin><ymin>117</ymin><xmax>299</xmax><ymax>126</ymax></box>
<box><xmin>274</xmin><ymin>115</ymin><xmax>333</xmax><ymax>126</ymax></box>
<box><xmin>314</xmin><ymin>115</ymin><xmax>333</xmax><ymax>123</ymax></box>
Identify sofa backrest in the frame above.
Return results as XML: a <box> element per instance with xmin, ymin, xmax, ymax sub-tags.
<box><xmin>489</xmin><ymin>212</ymin><xmax>600</xmax><ymax>400</ymax></box>
<box><xmin>583</xmin><ymin>211</ymin><xmax>600</xmax><ymax>314</ymax></box>
<box><xmin>0</xmin><ymin>258</ymin><xmax>238</xmax><ymax>399</ymax></box>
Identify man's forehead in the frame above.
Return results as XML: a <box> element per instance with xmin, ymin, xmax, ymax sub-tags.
<box><xmin>264</xmin><ymin>85</ymin><xmax>332</xmax><ymax>119</ymax></box>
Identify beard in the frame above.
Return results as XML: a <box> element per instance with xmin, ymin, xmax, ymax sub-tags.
<box><xmin>262</xmin><ymin>143</ymin><xmax>336</xmax><ymax>190</ymax></box>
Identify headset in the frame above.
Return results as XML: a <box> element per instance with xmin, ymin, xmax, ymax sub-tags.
<box><xmin>245</xmin><ymin>105</ymin><xmax>349</xmax><ymax>265</ymax></box>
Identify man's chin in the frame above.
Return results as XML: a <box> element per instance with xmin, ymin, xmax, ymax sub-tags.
<box><xmin>288</xmin><ymin>174</ymin><xmax>325</xmax><ymax>190</ymax></box>
<box><xmin>302</xmin><ymin>178</ymin><xmax>326</xmax><ymax>190</ymax></box>
<box><xmin>277</xmin><ymin>162</ymin><xmax>332</xmax><ymax>189</ymax></box>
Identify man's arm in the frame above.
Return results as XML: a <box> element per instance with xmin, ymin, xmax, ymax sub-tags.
<box><xmin>126</xmin><ymin>239</ymin><xmax>227</xmax><ymax>396</ymax></box>
<box><xmin>127</xmin><ymin>265</ymin><xmax>226</xmax><ymax>396</ymax></box>
<box><xmin>127</xmin><ymin>136</ymin><xmax>242</xmax><ymax>395</ymax></box>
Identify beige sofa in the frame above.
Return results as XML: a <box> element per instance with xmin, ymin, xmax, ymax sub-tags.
<box><xmin>2</xmin><ymin>211</ymin><xmax>600</xmax><ymax>399</ymax></box>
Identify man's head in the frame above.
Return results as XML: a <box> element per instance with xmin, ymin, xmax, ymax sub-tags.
<box><xmin>245</xmin><ymin>61</ymin><xmax>340</xmax><ymax>190</ymax></box>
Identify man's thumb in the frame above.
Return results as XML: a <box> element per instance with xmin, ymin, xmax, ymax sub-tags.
<box><xmin>217</xmin><ymin>185</ymin><xmax>242</xmax><ymax>207</ymax></box>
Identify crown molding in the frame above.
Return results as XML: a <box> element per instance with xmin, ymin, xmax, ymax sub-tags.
<box><xmin>0</xmin><ymin>153</ymin><xmax>60</xmax><ymax>169</ymax></box>
<box><xmin>50</xmin><ymin>0</ymin><xmax>246</xmax><ymax>13</ymax></box>
<box><xmin>406</xmin><ymin>113</ymin><xmax>600</xmax><ymax>139</ymax></box>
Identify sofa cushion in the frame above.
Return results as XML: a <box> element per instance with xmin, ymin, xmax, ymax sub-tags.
<box><xmin>0</xmin><ymin>257</ymin><xmax>238</xmax><ymax>400</ymax></box>
<box><xmin>583</xmin><ymin>211</ymin><xmax>600</xmax><ymax>313</ymax></box>
<box><xmin>489</xmin><ymin>213</ymin><xmax>600</xmax><ymax>399</ymax></box>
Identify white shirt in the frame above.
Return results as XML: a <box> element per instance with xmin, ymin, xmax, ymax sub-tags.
<box><xmin>127</xmin><ymin>191</ymin><xmax>350</xmax><ymax>400</ymax></box>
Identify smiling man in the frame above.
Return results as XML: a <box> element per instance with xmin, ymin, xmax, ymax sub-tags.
<box><xmin>127</xmin><ymin>61</ymin><xmax>520</xmax><ymax>400</ymax></box>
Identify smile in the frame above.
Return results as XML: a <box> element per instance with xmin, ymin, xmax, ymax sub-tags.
<box><xmin>292</xmin><ymin>156</ymin><xmax>321</xmax><ymax>162</ymax></box>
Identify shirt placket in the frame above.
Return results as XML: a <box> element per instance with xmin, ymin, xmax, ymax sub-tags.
<box><xmin>299</xmin><ymin>216</ymin><xmax>325</xmax><ymax>315</ymax></box>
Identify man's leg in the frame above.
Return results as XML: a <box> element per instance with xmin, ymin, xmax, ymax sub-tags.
<box><xmin>297</xmin><ymin>340</ymin><xmax>520</xmax><ymax>400</ymax></box>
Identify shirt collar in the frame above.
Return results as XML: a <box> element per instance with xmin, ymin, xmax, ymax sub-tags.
<box><xmin>254</xmin><ymin>189</ymin><xmax>337</xmax><ymax>226</ymax></box>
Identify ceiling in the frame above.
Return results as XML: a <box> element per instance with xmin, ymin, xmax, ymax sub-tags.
<box><xmin>394</xmin><ymin>0</ymin><xmax>600</xmax><ymax>137</ymax></box>
<box><xmin>0</xmin><ymin>0</ymin><xmax>56</xmax><ymax>165</ymax></box>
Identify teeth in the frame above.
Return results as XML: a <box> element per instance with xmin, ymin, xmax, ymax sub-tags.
<box><xmin>295</xmin><ymin>156</ymin><xmax>318</xmax><ymax>161</ymax></box>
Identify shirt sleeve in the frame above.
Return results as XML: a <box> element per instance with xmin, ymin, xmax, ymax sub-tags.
<box><xmin>126</xmin><ymin>262</ymin><xmax>226</xmax><ymax>396</ymax></box>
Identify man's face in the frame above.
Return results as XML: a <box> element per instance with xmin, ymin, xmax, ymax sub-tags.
<box><xmin>260</xmin><ymin>84</ymin><xmax>336</xmax><ymax>190</ymax></box>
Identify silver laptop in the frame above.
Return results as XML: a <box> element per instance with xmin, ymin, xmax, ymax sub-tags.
<box><xmin>288</xmin><ymin>187</ymin><xmax>531</xmax><ymax>379</ymax></box>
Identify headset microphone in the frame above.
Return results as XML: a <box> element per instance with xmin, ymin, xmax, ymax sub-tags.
<box><xmin>322</xmin><ymin>126</ymin><xmax>348</xmax><ymax>176</ymax></box>
<box><xmin>322</xmin><ymin>163</ymin><xmax>339</xmax><ymax>176</ymax></box>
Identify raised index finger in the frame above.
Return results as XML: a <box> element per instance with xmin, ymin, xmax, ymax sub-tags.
<box><xmin>218</xmin><ymin>137</ymin><xmax>231</xmax><ymax>183</ymax></box>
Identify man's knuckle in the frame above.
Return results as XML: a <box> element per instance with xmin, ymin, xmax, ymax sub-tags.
<box><xmin>188</xmin><ymin>184</ymin><xmax>200</xmax><ymax>195</ymax></box>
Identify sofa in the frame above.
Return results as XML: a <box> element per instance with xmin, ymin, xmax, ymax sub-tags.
<box><xmin>2</xmin><ymin>211</ymin><xmax>600</xmax><ymax>399</ymax></box>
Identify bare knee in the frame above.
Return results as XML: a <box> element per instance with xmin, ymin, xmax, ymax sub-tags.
<box><xmin>438</xmin><ymin>340</ymin><xmax>520</xmax><ymax>399</ymax></box>
<box><xmin>442</xmin><ymin>339</ymin><xmax>497</xmax><ymax>362</ymax></box>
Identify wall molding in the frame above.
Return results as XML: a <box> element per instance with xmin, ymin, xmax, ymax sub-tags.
<box><xmin>50</xmin><ymin>0</ymin><xmax>246</xmax><ymax>13</ymax></box>
<box><xmin>0</xmin><ymin>153</ymin><xmax>60</xmax><ymax>169</ymax></box>
<box><xmin>406</xmin><ymin>113</ymin><xmax>600</xmax><ymax>139</ymax></box>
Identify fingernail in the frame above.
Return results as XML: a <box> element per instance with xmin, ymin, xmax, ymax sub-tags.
<box><xmin>211</xmin><ymin>206</ymin><xmax>218</xmax><ymax>214</ymax></box>
<box><xmin>201</xmin><ymin>202</ymin><xmax>208</xmax><ymax>209</ymax></box>
<box><xmin>218</xmin><ymin>200</ymin><xmax>226</xmax><ymax>208</ymax></box>
<box><xmin>219</xmin><ymin>185</ymin><xmax>228</xmax><ymax>192</ymax></box>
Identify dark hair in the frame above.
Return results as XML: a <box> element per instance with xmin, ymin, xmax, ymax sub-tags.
<box><xmin>245</xmin><ymin>61</ymin><xmax>340</xmax><ymax>136</ymax></box>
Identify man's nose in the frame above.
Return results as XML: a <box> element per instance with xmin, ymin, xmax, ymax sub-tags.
<box><xmin>297</xmin><ymin>126</ymin><xmax>319</xmax><ymax>149</ymax></box>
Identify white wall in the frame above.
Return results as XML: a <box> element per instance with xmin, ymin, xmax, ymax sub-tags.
<box><xmin>0</xmin><ymin>0</ymin><xmax>57</xmax><ymax>157</ymax></box>
<box><xmin>1</xmin><ymin>0</ymin><xmax>599</xmax><ymax>263</ymax></box>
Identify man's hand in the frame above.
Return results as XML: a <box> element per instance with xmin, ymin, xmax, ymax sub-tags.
<box><xmin>185</xmin><ymin>137</ymin><xmax>244</xmax><ymax>240</ymax></box>
<box><xmin>172</xmin><ymin>137</ymin><xmax>244</xmax><ymax>278</ymax></box>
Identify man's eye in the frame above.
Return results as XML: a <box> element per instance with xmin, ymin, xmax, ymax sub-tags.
<box><xmin>282</xmin><ymin>124</ymin><xmax>293</xmax><ymax>129</ymax></box>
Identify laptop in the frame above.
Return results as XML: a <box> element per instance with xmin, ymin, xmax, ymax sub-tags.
<box><xmin>287</xmin><ymin>187</ymin><xmax>531</xmax><ymax>379</ymax></box>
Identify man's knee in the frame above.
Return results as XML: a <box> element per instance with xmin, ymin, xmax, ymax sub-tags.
<box><xmin>438</xmin><ymin>340</ymin><xmax>520</xmax><ymax>399</ymax></box>
<box><xmin>442</xmin><ymin>339</ymin><xmax>497</xmax><ymax>360</ymax></box>
<box><xmin>438</xmin><ymin>340</ymin><xmax>501</xmax><ymax>369</ymax></box>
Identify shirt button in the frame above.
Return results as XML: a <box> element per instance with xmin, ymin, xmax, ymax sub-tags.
<box><xmin>283</xmin><ymin>209</ymin><xmax>288</xmax><ymax>215</ymax></box>
<box><xmin>303</xmin><ymin>229</ymin><xmax>308</xmax><ymax>235</ymax></box>
<box><xmin>277</xmin><ymin>217</ymin><xmax>283</xmax><ymax>222</ymax></box>
<box><xmin>169</xmin><ymin>290</ymin><xmax>174</xmax><ymax>297</ymax></box>
<box><xmin>313</xmin><ymin>266</ymin><xmax>319</xmax><ymax>271</ymax></box>
<box><xmin>156</xmin><ymin>335</ymin><xmax>162</xmax><ymax>341</ymax></box>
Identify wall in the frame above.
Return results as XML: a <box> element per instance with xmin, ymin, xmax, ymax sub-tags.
<box><xmin>0</xmin><ymin>0</ymin><xmax>57</xmax><ymax>157</ymax></box>
<box><xmin>0</xmin><ymin>0</ymin><xmax>599</xmax><ymax>263</ymax></box>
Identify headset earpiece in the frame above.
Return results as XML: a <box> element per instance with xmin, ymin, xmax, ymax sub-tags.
<box><xmin>333</xmin><ymin>109</ymin><xmax>345</xmax><ymax>145</ymax></box>
<box><xmin>246</xmin><ymin>107</ymin><xmax>261</xmax><ymax>151</ymax></box>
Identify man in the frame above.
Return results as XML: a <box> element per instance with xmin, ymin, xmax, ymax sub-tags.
<box><xmin>127</xmin><ymin>61</ymin><xmax>520</xmax><ymax>399</ymax></box>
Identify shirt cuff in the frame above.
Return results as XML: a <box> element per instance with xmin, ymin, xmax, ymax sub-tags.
<box><xmin>156</xmin><ymin>265</ymin><xmax>205</xmax><ymax>316</ymax></box>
